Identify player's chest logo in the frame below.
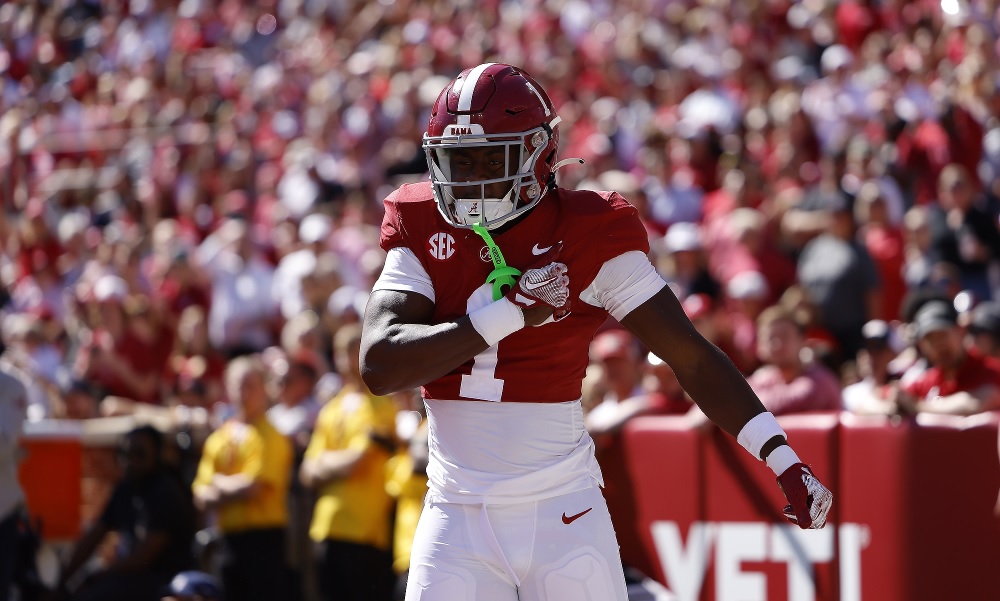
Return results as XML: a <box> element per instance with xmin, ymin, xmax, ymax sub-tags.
<box><xmin>428</xmin><ymin>232</ymin><xmax>457</xmax><ymax>261</ymax></box>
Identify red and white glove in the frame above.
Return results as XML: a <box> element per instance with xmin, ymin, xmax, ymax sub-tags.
<box><xmin>776</xmin><ymin>463</ymin><xmax>833</xmax><ymax>529</ymax></box>
<box><xmin>506</xmin><ymin>244</ymin><xmax>571</xmax><ymax>321</ymax></box>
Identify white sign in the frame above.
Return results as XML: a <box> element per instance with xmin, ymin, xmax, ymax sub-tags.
<box><xmin>650</xmin><ymin>521</ymin><xmax>870</xmax><ymax>601</ymax></box>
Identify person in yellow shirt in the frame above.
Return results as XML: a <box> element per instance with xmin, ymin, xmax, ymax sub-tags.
<box><xmin>301</xmin><ymin>323</ymin><xmax>398</xmax><ymax>601</ymax></box>
<box><xmin>384</xmin><ymin>388</ymin><xmax>428</xmax><ymax>601</ymax></box>
<box><xmin>193</xmin><ymin>355</ymin><xmax>293</xmax><ymax>601</ymax></box>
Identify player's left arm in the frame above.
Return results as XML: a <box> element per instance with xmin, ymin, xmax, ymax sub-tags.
<box><xmin>596</xmin><ymin>252</ymin><xmax>832</xmax><ymax>528</ymax></box>
<box><xmin>621</xmin><ymin>286</ymin><xmax>769</xmax><ymax>437</ymax></box>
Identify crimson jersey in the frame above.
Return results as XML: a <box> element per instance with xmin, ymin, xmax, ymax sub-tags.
<box><xmin>380</xmin><ymin>181</ymin><xmax>649</xmax><ymax>403</ymax></box>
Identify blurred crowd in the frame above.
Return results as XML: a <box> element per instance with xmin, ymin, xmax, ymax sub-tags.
<box><xmin>3</xmin><ymin>0</ymin><xmax>1000</xmax><ymax>599</ymax></box>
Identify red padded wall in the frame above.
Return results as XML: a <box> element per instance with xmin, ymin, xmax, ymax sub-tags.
<box><xmin>614</xmin><ymin>412</ymin><xmax>1000</xmax><ymax>601</ymax></box>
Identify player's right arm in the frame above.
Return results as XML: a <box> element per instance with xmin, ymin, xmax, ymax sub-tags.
<box><xmin>360</xmin><ymin>289</ymin><xmax>487</xmax><ymax>396</ymax></box>
<box><xmin>360</xmin><ymin>245</ymin><xmax>562</xmax><ymax>396</ymax></box>
<box><xmin>362</xmin><ymin>291</ymin><xmax>561</xmax><ymax>396</ymax></box>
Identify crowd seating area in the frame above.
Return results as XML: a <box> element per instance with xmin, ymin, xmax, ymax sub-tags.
<box><xmin>3</xmin><ymin>0</ymin><xmax>1000</xmax><ymax>599</ymax></box>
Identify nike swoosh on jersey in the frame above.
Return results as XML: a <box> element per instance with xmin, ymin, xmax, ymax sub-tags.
<box><xmin>523</xmin><ymin>276</ymin><xmax>557</xmax><ymax>291</ymax></box>
<box><xmin>532</xmin><ymin>242</ymin><xmax>561</xmax><ymax>255</ymax></box>
<box><xmin>561</xmin><ymin>507</ymin><xmax>593</xmax><ymax>524</ymax></box>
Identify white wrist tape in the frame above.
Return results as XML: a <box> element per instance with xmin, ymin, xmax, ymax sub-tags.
<box><xmin>737</xmin><ymin>412</ymin><xmax>787</xmax><ymax>460</ymax></box>
<box><xmin>765</xmin><ymin>445</ymin><xmax>801</xmax><ymax>476</ymax></box>
<box><xmin>468</xmin><ymin>297</ymin><xmax>525</xmax><ymax>347</ymax></box>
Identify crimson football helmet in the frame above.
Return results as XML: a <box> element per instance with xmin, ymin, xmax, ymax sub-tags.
<box><xmin>424</xmin><ymin>63</ymin><xmax>565</xmax><ymax>231</ymax></box>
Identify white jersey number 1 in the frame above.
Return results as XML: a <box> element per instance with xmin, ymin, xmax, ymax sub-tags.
<box><xmin>459</xmin><ymin>284</ymin><xmax>505</xmax><ymax>401</ymax></box>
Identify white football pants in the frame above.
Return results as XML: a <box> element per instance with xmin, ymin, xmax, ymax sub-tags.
<box><xmin>404</xmin><ymin>484</ymin><xmax>629</xmax><ymax>601</ymax></box>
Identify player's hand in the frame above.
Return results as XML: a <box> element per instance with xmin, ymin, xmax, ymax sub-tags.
<box><xmin>776</xmin><ymin>463</ymin><xmax>833</xmax><ymax>529</ymax></box>
<box><xmin>506</xmin><ymin>243</ymin><xmax>571</xmax><ymax>326</ymax></box>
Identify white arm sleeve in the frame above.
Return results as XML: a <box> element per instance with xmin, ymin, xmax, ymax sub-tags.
<box><xmin>580</xmin><ymin>250</ymin><xmax>666</xmax><ymax>321</ymax></box>
<box><xmin>372</xmin><ymin>247</ymin><xmax>435</xmax><ymax>303</ymax></box>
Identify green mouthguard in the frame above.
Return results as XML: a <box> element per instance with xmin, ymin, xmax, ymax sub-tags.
<box><xmin>472</xmin><ymin>223</ymin><xmax>522</xmax><ymax>300</ymax></box>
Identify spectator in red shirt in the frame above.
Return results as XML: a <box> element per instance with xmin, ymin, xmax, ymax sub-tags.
<box><xmin>166</xmin><ymin>306</ymin><xmax>227</xmax><ymax>410</ymax></box>
<box><xmin>835</xmin><ymin>0</ymin><xmax>882</xmax><ymax>52</ymax></box>
<box><xmin>940</xmin><ymin>100</ymin><xmax>984</xmax><ymax>191</ymax></box>
<box><xmin>152</xmin><ymin>249</ymin><xmax>212</xmax><ymax>327</ymax></box>
<box><xmin>856</xmin><ymin>181</ymin><xmax>907</xmax><ymax>322</ymax></box>
<box><xmin>11</xmin><ymin>198</ymin><xmax>63</xmax><ymax>284</ymax></box>
<box><xmin>707</xmin><ymin>207</ymin><xmax>796</xmax><ymax>306</ymax></box>
<box><xmin>745</xmin><ymin>306</ymin><xmax>843</xmax><ymax>415</ymax></box>
<box><xmin>684</xmin><ymin>303</ymin><xmax>842</xmax><ymax>428</ymax></box>
<box><xmin>585</xmin><ymin>329</ymin><xmax>674</xmax><ymax>436</ymax></box>
<box><xmin>74</xmin><ymin>276</ymin><xmax>174</xmax><ymax>405</ymax></box>
<box><xmin>899</xmin><ymin>300</ymin><xmax>1000</xmax><ymax>415</ymax></box>
<box><xmin>778</xmin><ymin>285</ymin><xmax>842</xmax><ymax>368</ymax></box>
<box><xmin>724</xmin><ymin>271</ymin><xmax>772</xmax><ymax>375</ymax></box>
<box><xmin>895</xmin><ymin>115</ymin><xmax>952</xmax><ymax>207</ymax></box>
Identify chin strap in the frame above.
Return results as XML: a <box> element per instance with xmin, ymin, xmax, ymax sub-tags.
<box><xmin>472</xmin><ymin>223</ymin><xmax>522</xmax><ymax>301</ymax></box>
<box><xmin>553</xmin><ymin>157</ymin><xmax>585</xmax><ymax>171</ymax></box>
<box><xmin>547</xmin><ymin>158</ymin><xmax>585</xmax><ymax>190</ymax></box>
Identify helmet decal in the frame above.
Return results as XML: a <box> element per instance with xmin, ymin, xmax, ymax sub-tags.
<box><xmin>454</xmin><ymin>63</ymin><xmax>496</xmax><ymax>120</ymax></box>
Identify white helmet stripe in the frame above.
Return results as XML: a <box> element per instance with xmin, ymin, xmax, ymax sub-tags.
<box><xmin>524</xmin><ymin>81</ymin><xmax>551</xmax><ymax>116</ymax></box>
<box><xmin>456</xmin><ymin>62</ymin><xmax>496</xmax><ymax>125</ymax></box>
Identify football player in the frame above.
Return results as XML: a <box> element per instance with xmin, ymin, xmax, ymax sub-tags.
<box><xmin>360</xmin><ymin>63</ymin><xmax>832</xmax><ymax>601</ymax></box>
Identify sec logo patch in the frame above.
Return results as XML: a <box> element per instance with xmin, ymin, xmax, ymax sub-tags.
<box><xmin>428</xmin><ymin>232</ymin><xmax>456</xmax><ymax>260</ymax></box>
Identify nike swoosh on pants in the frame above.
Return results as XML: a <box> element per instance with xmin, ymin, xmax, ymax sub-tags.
<box><xmin>561</xmin><ymin>508</ymin><xmax>593</xmax><ymax>524</ymax></box>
